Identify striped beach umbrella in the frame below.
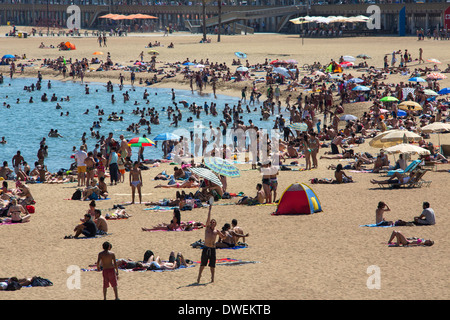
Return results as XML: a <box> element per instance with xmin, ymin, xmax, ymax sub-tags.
<box><xmin>427</xmin><ymin>72</ymin><xmax>447</xmax><ymax>80</ymax></box>
<box><xmin>204</xmin><ymin>157</ymin><xmax>241</xmax><ymax>178</ymax></box>
<box><xmin>408</xmin><ymin>77</ymin><xmax>426</xmax><ymax>83</ymax></box>
<box><xmin>127</xmin><ymin>136</ymin><xmax>155</xmax><ymax>147</ymax></box>
<box><xmin>189</xmin><ymin>167</ymin><xmax>223</xmax><ymax>187</ymax></box>
<box><xmin>288</xmin><ymin>122</ymin><xmax>308</xmax><ymax>131</ymax></box>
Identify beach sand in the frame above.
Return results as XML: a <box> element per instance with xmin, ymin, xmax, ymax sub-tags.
<box><xmin>1</xmin><ymin>29</ymin><xmax>450</xmax><ymax>300</ymax></box>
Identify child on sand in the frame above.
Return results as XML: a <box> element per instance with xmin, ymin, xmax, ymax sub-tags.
<box><xmin>96</xmin><ymin>241</ymin><xmax>119</xmax><ymax>300</ymax></box>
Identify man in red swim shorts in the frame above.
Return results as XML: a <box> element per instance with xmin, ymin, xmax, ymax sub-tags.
<box><xmin>97</xmin><ymin>241</ymin><xmax>119</xmax><ymax>300</ymax></box>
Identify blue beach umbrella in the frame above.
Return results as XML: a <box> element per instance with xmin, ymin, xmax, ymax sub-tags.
<box><xmin>153</xmin><ymin>132</ymin><xmax>181</xmax><ymax>141</ymax></box>
<box><xmin>2</xmin><ymin>54</ymin><xmax>15</xmax><ymax>59</ymax></box>
<box><xmin>182</xmin><ymin>62</ymin><xmax>195</xmax><ymax>66</ymax></box>
<box><xmin>397</xmin><ymin>110</ymin><xmax>407</xmax><ymax>117</ymax></box>
<box><xmin>352</xmin><ymin>85</ymin><xmax>370</xmax><ymax>91</ymax></box>
<box><xmin>235</xmin><ymin>52</ymin><xmax>247</xmax><ymax>59</ymax></box>
<box><xmin>438</xmin><ymin>87</ymin><xmax>450</xmax><ymax>95</ymax></box>
<box><xmin>204</xmin><ymin>157</ymin><xmax>241</xmax><ymax>178</ymax></box>
<box><xmin>347</xmin><ymin>77</ymin><xmax>364</xmax><ymax>83</ymax></box>
<box><xmin>408</xmin><ymin>77</ymin><xmax>426</xmax><ymax>83</ymax></box>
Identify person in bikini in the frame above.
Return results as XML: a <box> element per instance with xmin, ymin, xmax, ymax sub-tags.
<box><xmin>84</xmin><ymin>151</ymin><xmax>96</xmax><ymax>187</ymax></box>
<box><xmin>7</xmin><ymin>198</ymin><xmax>31</xmax><ymax>223</ymax></box>
<box><xmin>388</xmin><ymin>230</ymin><xmax>434</xmax><ymax>247</ymax></box>
<box><xmin>129</xmin><ymin>161</ymin><xmax>143</xmax><ymax>204</ymax></box>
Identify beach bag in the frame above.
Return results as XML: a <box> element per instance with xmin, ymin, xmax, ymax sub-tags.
<box><xmin>31</xmin><ymin>277</ymin><xmax>53</xmax><ymax>287</ymax></box>
<box><xmin>71</xmin><ymin>189</ymin><xmax>82</xmax><ymax>200</ymax></box>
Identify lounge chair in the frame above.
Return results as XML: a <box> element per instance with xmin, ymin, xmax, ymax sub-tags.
<box><xmin>386</xmin><ymin>159</ymin><xmax>421</xmax><ymax>176</ymax></box>
<box><xmin>381</xmin><ymin>169</ymin><xmax>430</xmax><ymax>189</ymax></box>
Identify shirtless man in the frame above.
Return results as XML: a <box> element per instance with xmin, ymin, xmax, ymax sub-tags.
<box><xmin>11</xmin><ymin>151</ymin><xmax>24</xmax><ymax>176</ymax></box>
<box><xmin>231</xmin><ymin>219</ymin><xmax>249</xmax><ymax>245</ymax></box>
<box><xmin>119</xmin><ymin>135</ymin><xmax>130</xmax><ymax>160</ymax></box>
<box><xmin>96</xmin><ymin>242</ymin><xmax>119</xmax><ymax>300</ymax></box>
<box><xmin>129</xmin><ymin>161</ymin><xmax>143</xmax><ymax>204</ymax></box>
<box><xmin>238</xmin><ymin>183</ymin><xmax>265</xmax><ymax>205</ymax></box>
<box><xmin>197</xmin><ymin>198</ymin><xmax>225</xmax><ymax>284</ymax></box>
<box><xmin>94</xmin><ymin>209</ymin><xmax>108</xmax><ymax>235</ymax></box>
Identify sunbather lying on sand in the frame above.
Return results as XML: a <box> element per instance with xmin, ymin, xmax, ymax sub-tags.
<box><xmin>388</xmin><ymin>230</ymin><xmax>434</xmax><ymax>246</ymax></box>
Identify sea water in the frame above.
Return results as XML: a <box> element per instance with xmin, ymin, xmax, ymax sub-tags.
<box><xmin>0</xmin><ymin>77</ymin><xmax>283</xmax><ymax>172</ymax></box>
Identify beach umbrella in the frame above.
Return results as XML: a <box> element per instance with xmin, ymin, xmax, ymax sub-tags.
<box><xmin>153</xmin><ymin>132</ymin><xmax>180</xmax><ymax>141</ymax></box>
<box><xmin>408</xmin><ymin>77</ymin><xmax>426</xmax><ymax>83</ymax></box>
<box><xmin>148</xmin><ymin>50</ymin><xmax>159</xmax><ymax>55</ymax></box>
<box><xmin>380</xmin><ymin>130</ymin><xmax>422</xmax><ymax>144</ymax></box>
<box><xmin>347</xmin><ymin>77</ymin><xmax>364</xmax><ymax>83</ymax></box>
<box><xmin>189</xmin><ymin>167</ymin><xmax>223</xmax><ymax>187</ymax></box>
<box><xmin>398</xmin><ymin>101</ymin><xmax>422</xmax><ymax>111</ymax></box>
<box><xmin>438</xmin><ymin>87</ymin><xmax>450</xmax><ymax>95</ymax></box>
<box><xmin>369</xmin><ymin>130</ymin><xmax>405</xmax><ymax>148</ymax></box>
<box><xmin>427</xmin><ymin>72</ymin><xmax>447</xmax><ymax>80</ymax></box>
<box><xmin>204</xmin><ymin>157</ymin><xmax>241</xmax><ymax>178</ymax></box>
<box><xmin>420</xmin><ymin>122</ymin><xmax>450</xmax><ymax>151</ymax></box>
<box><xmin>127</xmin><ymin>137</ymin><xmax>155</xmax><ymax>147</ymax></box>
<box><xmin>234</xmin><ymin>52</ymin><xmax>247</xmax><ymax>59</ymax></box>
<box><xmin>2</xmin><ymin>54</ymin><xmax>15</xmax><ymax>59</ymax></box>
<box><xmin>195</xmin><ymin>64</ymin><xmax>205</xmax><ymax>68</ymax></box>
<box><xmin>312</xmin><ymin>71</ymin><xmax>325</xmax><ymax>76</ymax></box>
<box><xmin>420</xmin><ymin>122</ymin><xmax>450</xmax><ymax>133</ymax></box>
<box><xmin>356</xmin><ymin>54</ymin><xmax>371</xmax><ymax>59</ymax></box>
<box><xmin>288</xmin><ymin>122</ymin><xmax>308</xmax><ymax>131</ymax></box>
<box><xmin>352</xmin><ymin>85</ymin><xmax>370</xmax><ymax>91</ymax></box>
<box><xmin>273</xmin><ymin>67</ymin><xmax>291</xmax><ymax>78</ymax></box>
<box><xmin>426</xmin><ymin>59</ymin><xmax>441</xmax><ymax>64</ymax></box>
<box><xmin>93</xmin><ymin>51</ymin><xmax>103</xmax><ymax>55</ymax></box>
<box><xmin>423</xmin><ymin>89</ymin><xmax>438</xmax><ymax>96</ymax></box>
<box><xmin>339</xmin><ymin>114</ymin><xmax>358</xmax><ymax>121</ymax></box>
<box><xmin>236</xmin><ymin>66</ymin><xmax>248</xmax><ymax>72</ymax></box>
<box><xmin>339</xmin><ymin>61</ymin><xmax>353</xmax><ymax>68</ymax></box>
<box><xmin>286</xmin><ymin>59</ymin><xmax>298</xmax><ymax>65</ymax></box>
<box><xmin>383</xmin><ymin>143</ymin><xmax>430</xmax><ymax>156</ymax></box>
<box><xmin>380</xmin><ymin>96</ymin><xmax>399</xmax><ymax>102</ymax></box>
<box><xmin>397</xmin><ymin>110</ymin><xmax>407</xmax><ymax>117</ymax></box>
<box><xmin>182</xmin><ymin>62</ymin><xmax>195</xmax><ymax>66</ymax></box>
<box><xmin>342</xmin><ymin>55</ymin><xmax>356</xmax><ymax>62</ymax></box>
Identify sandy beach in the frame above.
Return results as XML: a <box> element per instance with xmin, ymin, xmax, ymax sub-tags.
<box><xmin>1</xmin><ymin>28</ymin><xmax>450</xmax><ymax>301</ymax></box>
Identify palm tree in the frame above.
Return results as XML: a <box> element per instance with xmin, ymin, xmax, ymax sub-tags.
<box><xmin>202</xmin><ymin>0</ymin><xmax>207</xmax><ymax>42</ymax></box>
<box><xmin>217</xmin><ymin>0</ymin><xmax>222</xmax><ymax>42</ymax></box>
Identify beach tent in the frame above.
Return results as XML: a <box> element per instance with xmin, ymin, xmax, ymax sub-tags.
<box><xmin>272</xmin><ymin>183</ymin><xmax>322</xmax><ymax>215</ymax></box>
<box><xmin>325</xmin><ymin>62</ymin><xmax>342</xmax><ymax>73</ymax></box>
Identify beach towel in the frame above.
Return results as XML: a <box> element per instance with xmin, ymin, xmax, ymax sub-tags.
<box><xmin>144</xmin><ymin>206</ymin><xmax>178</xmax><ymax>211</ymax></box>
<box><xmin>64</xmin><ymin>198</ymin><xmax>111</xmax><ymax>201</ymax></box>
<box><xmin>191</xmin><ymin>240</ymin><xmax>248</xmax><ymax>250</ymax></box>
<box><xmin>142</xmin><ymin>221</ymin><xmax>204</xmax><ymax>232</ymax></box>
<box><xmin>82</xmin><ymin>263</ymin><xmax>195</xmax><ymax>273</ymax></box>
<box><xmin>360</xmin><ymin>222</ymin><xmax>393</xmax><ymax>228</ymax></box>
<box><xmin>193</xmin><ymin>258</ymin><xmax>259</xmax><ymax>266</ymax></box>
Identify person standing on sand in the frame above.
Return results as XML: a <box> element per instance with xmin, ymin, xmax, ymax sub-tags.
<box><xmin>197</xmin><ymin>198</ymin><xmax>225</xmax><ymax>284</ymax></box>
<box><xmin>129</xmin><ymin>161</ymin><xmax>143</xmax><ymax>204</ymax></box>
<box><xmin>96</xmin><ymin>242</ymin><xmax>119</xmax><ymax>300</ymax></box>
<box><xmin>419</xmin><ymin>48</ymin><xmax>424</xmax><ymax>64</ymax></box>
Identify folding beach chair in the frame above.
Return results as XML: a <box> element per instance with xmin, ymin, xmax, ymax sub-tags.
<box><xmin>387</xmin><ymin>159</ymin><xmax>421</xmax><ymax>176</ymax></box>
